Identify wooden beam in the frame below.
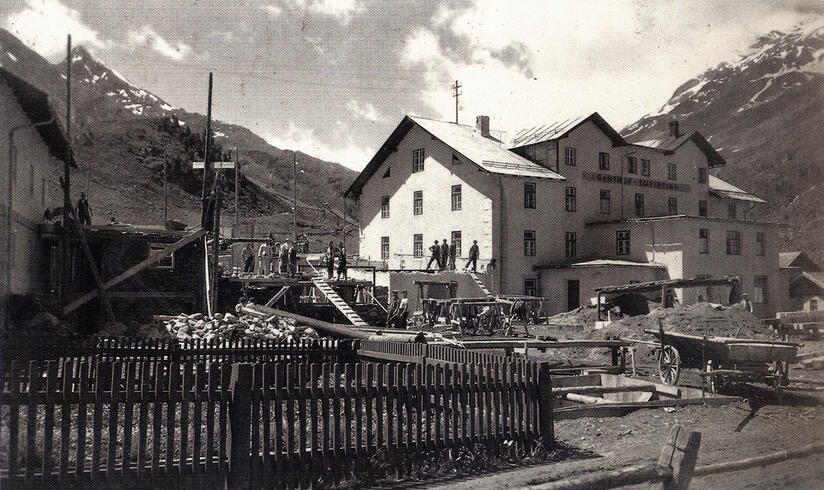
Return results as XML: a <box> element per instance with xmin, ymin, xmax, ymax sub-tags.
<box><xmin>63</xmin><ymin>228</ymin><xmax>206</xmax><ymax>314</ymax></box>
<box><xmin>693</xmin><ymin>441</ymin><xmax>824</xmax><ymax>477</ymax></box>
<box><xmin>104</xmin><ymin>291</ymin><xmax>196</xmax><ymax>299</ymax></box>
<box><xmin>242</xmin><ymin>304</ymin><xmax>373</xmax><ymax>339</ymax></box>
<box><xmin>264</xmin><ymin>285</ymin><xmax>290</xmax><ymax>308</ymax></box>
<box><xmin>553</xmin><ymin>384</ymin><xmax>657</xmax><ymax>396</ymax></box>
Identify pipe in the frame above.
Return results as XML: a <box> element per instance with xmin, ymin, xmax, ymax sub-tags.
<box><xmin>5</xmin><ymin>118</ymin><xmax>54</xmax><ymax>328</ymax></box>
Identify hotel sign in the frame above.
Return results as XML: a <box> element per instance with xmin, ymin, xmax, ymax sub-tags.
<box><xmin>582</xmin><ymin>171</ymin><xmax>691</xmax><ymax>193</ymax></box>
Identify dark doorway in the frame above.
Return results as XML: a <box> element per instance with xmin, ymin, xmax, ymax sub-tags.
<box><xmin>567</xmin><ymin>280</ymin><xmax>580</xmax><ymax>310</ymax></box>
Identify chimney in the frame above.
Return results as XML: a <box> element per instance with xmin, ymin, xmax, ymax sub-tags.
<box><xmin>476</xmin><ymin>115</ymin><xmax>490</xmax><ymax>138</ymax></box>
<box><xmin>668</xmin><ymin>120</ymin><xmax>680</xmax><ymax>138</ymax></box>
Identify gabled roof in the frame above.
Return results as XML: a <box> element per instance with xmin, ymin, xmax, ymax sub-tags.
<box><xmin>0</xmin><ymin>68</ymin><xmax>77</xmax><ymax>167</ymax></box>
<box><xmin>708</xmin><ymin>175</ymin><xmax>765</xmax><ymax>203</ymax></box>
<box><xmin>632</xmin><ymin>131</ymin><xmax>725</xmax><ymax>167</ymax></box>
<box><xmin>780</xmin><ymin>251</ymin><xmax>821</xmax><ymax>271</ymax></box>
<box><xmin>345</xmin><ymin>115</ymin><xmax>564</xmax><ymax>197</ymax></box>
<box><xmin>791</xmin><ymin>271</ymin><xmax>824</xmax><ymax>291</ymax></box>
<box><xmin>509</xmin><ymin>112</ymin><xmax>627</xmax><ymax>149</ymax></box>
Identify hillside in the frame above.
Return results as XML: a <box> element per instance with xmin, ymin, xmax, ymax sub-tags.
<box><xmin>622</xmin><ymin>21</ymin><xmax>824</xmax><ymax>264</ymax></box>
<box><xmin>0</xmin><ymin>29</ymin><xmax>358</xmax><ymax>248</ymax></box>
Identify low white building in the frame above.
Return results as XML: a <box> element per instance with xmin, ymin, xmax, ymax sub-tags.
<box><xmin>345</xmin><ymin>113</ymin><xmax>783</xmax><ymax>318</ymax></box>
<box><xmin>0</xmin><ymin>68</ymin><xmax>74</xmax><ymax>327</ymax></box>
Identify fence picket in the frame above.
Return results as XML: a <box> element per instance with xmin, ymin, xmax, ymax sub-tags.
<box><xmin>107</xmin><ymin>362</ymin><xmax>120</xmax><ymax>478</ymax></box>
<box><xmin>151</xmin><ymin>362</ymin><xmax>164</xmax><ymax>476</ymax></box>
<box><xmin>219</xmin><ymin>363</ymin><xmax>231</xmax><ymax>470</ymax></box>
<box><xmin>298</xmin><ymin>363</ymin><xmax>307</xmax><ymax>465</ymax></box>
<box><xmin>76</xmin><ymin>361</ymin><xmax>89</xmax><ymax>480</ymax></box>
<box><xmin>138</xmin><ymin>362</ymin><xmax>150</xmax><ymax>476</ymax></box>
<box><xmin>261</xmin><ymin>363</ymin><xmax>272</xmax><ymax>482</ymax></box>
<box><xmin>333</xmin><ymin>362</ymin><xmax>341</xmax><ymax>474</ymax></box>
<box><xmin>25</xmin><ymin>361</ymin><xmax>38</xmax><ymax>480</ymax></box>
<box><xmin>206</xmin><ymin>362</ymin><xmax>217</xmax><ymax>471</ymax></box>
<box><xmin>376</xmin><ymin>363</ymin><xmax>385</xmax><ymax>452</ymax></box>
<box><xmin>43</xmin><ymin>361</ymin><xmax>58</xmax><ymax>483</ymax></box>
<box><xmin>166</xmin><ymin>363</ymin><xmax>177</xmax><ymax>474</ymax></box>
<box><xmin>285</xmin><ymin>363</ymin><xmax>295</xmax><ymax>463</ymax></box>
<box><xmin>434</xmin><ymin>364</ymin><xmax>442</xmax><ymax>449</ymax></box>
<box><xmin>193</xmin><ymin>363</ymin><xmax>204</xmax><ymax>473</ymax></box>
<box><xmin>91</xmin><ymin>361</ymin><xmax>106</xmax><ymax>479</ymax></box>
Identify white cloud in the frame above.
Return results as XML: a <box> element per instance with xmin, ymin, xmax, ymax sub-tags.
<box><xmin>261</xmin><ymin>5</ymin><xmax>283</xmax><ymax>17</ymax></box>
<box><xmin>210</xmin><ymin>30</ymin><xmax>237</xmax><ymax>41</ymax></box>
<box><xmin>127</xmin><ymin>26</ymin><xmax>192</xmax><ymax>61</ymax></box>
<box><xmin>285</xmin><ymin>0</ymin><xmax>364</xmax><ymax>24</ymax></box>
<box><xmin>404</xmin><ymin>0</ymin><xmax>820</xmax><ymax>131</ymax></box>
<box><xmin>345</xmin><ymin>99</ymin><xmax>385</xmax><ymax>122</ymax></box>
<box><xmin>3</xmin><ymin>0</ymin><xmax>111</xmax><ymax>59</ymax></box>
<box><xmin>265</xmin><ymin>122</ymin><xmax>374</xmax><ymax>171</ymax></box>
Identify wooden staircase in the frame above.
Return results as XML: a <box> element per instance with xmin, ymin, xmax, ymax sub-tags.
<box><xmin>469</xmin><ymin>272</ymin><xmax>493</xmax><ymax>297</ymax></box>
<box><xmin>305</xmin><ymin>259</ymin><xmax>369</xmax><ymax>327</ymax></box>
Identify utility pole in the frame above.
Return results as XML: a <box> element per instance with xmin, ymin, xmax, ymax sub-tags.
<box><xmin>200</xmin><ymin>73</ymin><xmax>213</xmax><ymax>214</ymax></box>
<box><xmin>61</xmin><ymin>34</ymin><xmax>72</xmax><ymax>303</ymax></box>
<box><xmin>234</xmin><ymin>147</ymin><xmax>239</xmax><ymax>228</ymax></box>
<box><xmin>163</xmin><ymin>146</ymin><xmax>168</xmax><ymax>225</ymax></box>
<box><xmin>292</xmin><ymin>151</ymin><xmax>297</xmax><ymax>244</ymax></box>
<box><xmin>452</xmin><ymin>80</ymin><xmax>462</xmax><ymax>124</ymax></box>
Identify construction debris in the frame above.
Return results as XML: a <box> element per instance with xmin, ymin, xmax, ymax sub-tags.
<box><xmin>162</xmin><ymin>312</ymin><xmax>321</xmax><ymax>342</ymax></box>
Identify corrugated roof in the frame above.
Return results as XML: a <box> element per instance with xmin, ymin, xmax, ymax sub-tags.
<box><xmin>709</xmin><ymin>175</ymin><xmax>765</xmax><ymax>203</ymax></box>
<box><xmin>410</xmin><ymin>116</ymin><xmax>564</xmax><ymax>180</ymax></box>
<box><xmin>509</xmin><ymin>112</ymin><xmax>626</xmax><ymax>148</ymax></box>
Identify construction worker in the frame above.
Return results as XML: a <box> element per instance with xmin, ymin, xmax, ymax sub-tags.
<box><xmin>242</xmin><ymin>243</ymin><xmax>255</xmax><ymax>272</ymax></box>
<box><xmin>396</xmin><ymin>290</ymin><xmax>409</xmax><ymax>329</ymax></box>
<box><xmin>426</xmin><ymin>240</ymin><xmax>441</xmax><ymax>270</ymax></box>
<box><xmin>439</xmin><ymin>239</ymin><xmax>449</xmax><ymax>271</ymax></box>
<box><xmin>739</xmin><ymin>293</ymin><xmax>753</xmax><ymax>313</ymax></box>
<box><xmin>326</xmin><ymin>241</ymin><xmax>336</xmax><ymax>279</ymax></box>
<box><xmin>77</xmin><ymin>192</ymin><xmax>92</xmax><ymax>226</ymax></box>
<box><xmin>386</xmin><ymin>291</ymin><xmax>399</xmax><ymax>328</ymax></box>
<box><xmin>448</xmin><ymin>239</ymin><xmax>457</xmax><ymax>270</ymax></box>
<box><xmin>465</xmin><ymin>240</ymin><xmax>479</xmax><ymax>272</ymax></box>
<box><xmin>289</xmin><ymin>243</ymin><xmax>298</xmax><ymax>276</ymax></box>
<box><xmin>278</xmin><ymin>242</ymin><xmax>289</xmax><ymax>274</ymax></box>
<box><xmin>258</xmin><ymin>240</ymin><xmax>271</xmax><ymax>275</ymax></box>
<box><xmin>337</xmin><ymin>241</ymin><xmax>348</xmax><ymax>281</ymax></box>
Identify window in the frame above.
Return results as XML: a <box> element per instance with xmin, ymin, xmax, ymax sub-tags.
<box><xmin>727</xmin><ymin>202</ymin><xmax>736</xmax><ymax>219</ymax></box>
<box><xmin>599</xmin><ymin>189</ymin><xmax>611</xmax><ymax>214</ymax></box>
<box><xmin>451</xmin><ymin>230</ymin><xmax>462</xmax><ymax>256</ymax></box>
<box><xmin>627</xmin><ymin>156</ymin><xmax>638</xmax><ymax>174</ymax></box>
<box><xmin>413</xmin><ymin>234</ymin><xmax>423</xmax><ymax>258</ymax></box>
<box><xmin>412</xmin><ymin>148</ymin><xmax>425</xmax><ymax>172</ymax></box>
<box><xmin>753</xmin><ymin>276</ymin><xmax>768</xmax><ymax>304</ymax></box>
<box><xmin>756</xmin><ymin>232</ymin><xmax>765</xmax><ymax>256</ymax></box>
<box><xmin>641</xmin><ymin>159</ymin><xmax>650</xmax><ymax>176</ymax></box>
<box><xmin>413</xmin><ymin>190</ymin><xmax>423</xmax><ymax>215</ymax></box>
<box><xmin>616</xmin><ymin>230</ymin><xmax>630</xmax><ymax>255</ymax></box>
<box><xmin>634</xmin><ymin>193</ymin><xmax>645</xmax><ymax>217</ymax></box>
<box><xmin>524</xmin><ymin>278</ymin><xmax>537</xmax><ymax>297</ymax></box>
<box><xmin>699</xmin><ymin>200</ymin><xmax>708</xmax><ymax>217</ymax></box>
<box><xmin>599</xmin><ymin>152</ymin><xmax>610</xmax><ymax>170</ymax></box>
<box><xmin>810</xmin><ymin>298</ymin><xmax>819</xmax><ymax>311</ymax></box>
<box><xmin>726</xmin><ymin>231</ymin><xmax>741</xmax><ymax>255</ymax></box>
<box><xmin>524</xmin><ymin>182</ymin><xmax>536</xmax><ymax>209</ymax></box>
<box><xmin>667</xmin><ymin>162</ymin><xmax>677</xmax><ymax>181</ymax></box>
<box><xmin>524</xmin><ymin>230</ymin><xmax>536</xmax><ymax>256</ymax></box>
<box><xmin>699</xmin><ymin>228</ymin><xmax>709</xmax><ymax>254</ymax></box>
<box><xmin>452</xmin><ymin>153</ymin><xmax>461</xmax><ymax>165</ymax></box>
<box><xmin>565</xmin><ymin>232</ymin><xmax>577</xmax><ymax>258</ymax></box>
<box><xmin>564</xmin><ymin>147</ymin><xmax>577</xmax><ymax>166</ymax></box>
<box><xmin>149</xmin><ymin>243</ymin><xmax>174</xmax><ymax>269</ymax></box>
<box><xmin>668</xmin><ymin>197</ymin><xmax>678</xmax><ymax>215</ymax></box>
<box><xmin>565</xmin><ymin>186</ymin><xmax>577</xmax><ymax>212</ymax></box>
<box><xmin>381</xmin><ymin>196</ymin><xmax>390</xmax><ymax>218</ymax></box>
<box><xmin>381</xmin><ymin>237</ymin><xmax>390</xmax><ymax>260</ymax></box>
<box><xmin>698</xmin><ymin>168</ymin><xmax>707</xmax><ymax>183</ymax></box>
<box><xmin>451</xmin><ymin>185</ymin><xmax>462</xmax><ymax>211</ymax></box>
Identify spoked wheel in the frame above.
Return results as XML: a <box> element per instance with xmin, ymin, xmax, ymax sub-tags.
<box><xmin>659</xmin><ymin>345</ymin><xmax>681</xmax><ymax>385</ymax></box>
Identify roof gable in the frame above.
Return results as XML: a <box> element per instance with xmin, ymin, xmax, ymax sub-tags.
<box><xmin>509</xmin><ymin>112</ymin><xmax>627</xmax><ymax>149</ymax></box>
<box><xmin>0</xmin><ymin>68</ymin><xmax>77</xmax><ymax>168</ymax></box>
<box><xmin>780</xmin><ymin>251</ymin><xmax>821</xmax><ymax>271</ymax></box>
<box><xmin>708</xmin><ymin>175</ymin><xmax>765</xmax><ymax>203</ymax></box>
<box><xmin>632</xmin><ymin>131</ymin><xmax>725</xmax><ymax>167</ymax></box>
<box><xmin>345</xmin><ymin>115</ymin><xmax>564</xmax><ymax>197</ymax></box>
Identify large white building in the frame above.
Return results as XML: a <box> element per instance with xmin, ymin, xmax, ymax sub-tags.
<box><xmin>345</xmin><ymin>113</ymin><xmax>783</xmax><ymax>318</ymax></box>
<box><xmin>0</xmin><ymin>68</ymin><xmax>74</xmax><ymax>327</ymax></box>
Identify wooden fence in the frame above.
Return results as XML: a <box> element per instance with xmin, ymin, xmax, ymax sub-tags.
<box><xmin>1</xmin><ymin>357</ymin><xmax>552</xmax><ymax>488</ymax></box>
<box><xmin>1</xmin><ymin>336</ymin><xmax>354</xmax><ymax>364</ymax></box>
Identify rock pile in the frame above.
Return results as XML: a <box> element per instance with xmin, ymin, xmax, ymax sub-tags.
<box><xmin>163</xmin><ymin>312</ymin><xmax>320</xmax><ymax>342</ymax></box>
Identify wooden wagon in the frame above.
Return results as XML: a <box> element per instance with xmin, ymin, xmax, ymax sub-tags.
<box><xmin>644</xmin><ymin>327</ymin><xmax>798</xmax><ymax>393</ymax></box>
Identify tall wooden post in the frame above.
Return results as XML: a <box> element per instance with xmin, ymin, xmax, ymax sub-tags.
<box><xmin>61</xmin><ymin>35</ymin><xmax>72</xmax><ymax>303</ymax></box>
<box><xmin>212</xmin><ymin>169</ymin><xmax>221</xmax><ymax>312</ymax></box>
<box><xmin>163</xmin><ymin>146</ymin><xmax>167</xmax><ymax>226</ymax></box>
<box><xmin>200</xmin><ymin>73</ymin><xmax>213</xmax><ymax>212</ymax></box>
<box><xmin>292</xmin><ymin>151</ymin><xmax>297</xmax><ymax>244</ymax></box>
<box><xmin>234</xmin><ymin>147</ymin><xmax>239</xmax><ymax>228</ymax></box>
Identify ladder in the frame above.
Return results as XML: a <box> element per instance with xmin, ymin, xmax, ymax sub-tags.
<box><xmin>469</xmin><ymin>272</ymin><xmax>493</xmax><ymax>297</ymax></box>
<box><xmin>307</xmin><ymin>260</ymin><xmax>369</xmax><ymax>327</ymax></box>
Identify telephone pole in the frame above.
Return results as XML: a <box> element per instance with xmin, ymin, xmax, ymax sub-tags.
<box><xmin>200</xmin><ymin>73</ymin><xmax>213</xmax><ymax>212</ymax></box>
<box><xmin>163</xmin><ymin>146</ymin><xmax>168</xmax><ymax>225</ymax></box>
<box><xmin>233</xmin><ymin>147</ymin><xmax>239</xmax><ymax>227</ymax></box>
<box><xmin>292</xmin><ymin>151</ymin><xmax>297</xmax><ymax>244</ymax></box>
<box><xmin>61</xmin><ymin>34</ymin><xmax>72</xmax><ymax>302</ymax></box>
<box><xmin>452</xmin><ymin>80</ymin><xmax>462</xmax><ymax>124</ymax></box>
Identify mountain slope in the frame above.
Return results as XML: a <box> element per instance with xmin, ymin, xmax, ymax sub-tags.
<box><xmin>622</xmin><ymin>21</ymin><xmax>824</xmax><ymax>264</ymax></box>
<box><xmin>0</xmin><ymin>29</ymin><xmax>358</xmax><ymax>246</ymax></box>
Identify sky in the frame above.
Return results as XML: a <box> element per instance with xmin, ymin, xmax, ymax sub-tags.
<box><xmin>2</xmin><ymin>0</ymin><xmax>822</xmax><ymax>170</ymax></box>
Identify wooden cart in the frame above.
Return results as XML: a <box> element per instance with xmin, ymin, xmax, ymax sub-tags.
<box><xmin>644</xmin><ymin>327</ymin><xmax>798</xmax><ymax>392</ymax></box>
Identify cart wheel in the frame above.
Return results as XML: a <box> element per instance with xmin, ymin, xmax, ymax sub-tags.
<box><xmin>659</xmin><ymin>345</ymin><xmax>681</xmax><ymax>385</ymax></box>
